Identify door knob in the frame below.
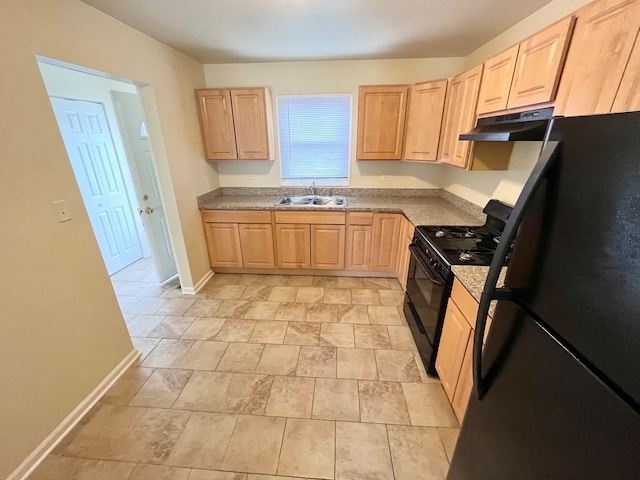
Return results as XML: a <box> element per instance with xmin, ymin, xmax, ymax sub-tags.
<box><xmin>145</xmin><ymin>207</ymin><xmax>154</xmax><ymax>214</ymax></box>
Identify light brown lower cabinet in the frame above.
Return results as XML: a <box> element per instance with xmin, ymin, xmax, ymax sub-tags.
<box><xmin>204</xmin><ymin>223</ymin><xmax>243</xmax><ymax>268</ymax></box>
<box><xmin>238</xmin><ymin>224</ymin><xmax>276</xmax><ymax>268</ymax></box>
<box><xmin>202</xmin><ymin>210</ymin><xmax>275</xmax><ymax>268</ymax></box>
<box><xmin>345</xmin><ymin>225</ymin><xmax>372</xmax><ymax>270</ymax></box>
<box><xmin>345</xmin><ymin>212</ymin><xmax>374</xmax><ymax>271</ymax></box>
<box><xmin>201</xmin><ymin>209</ymin><xmax>410</xmax><ymax>282</ymax></box>
<box><xmin>311</xmin><ymin>225</ymin><xmax>346</xmax><ymax>270</ymax></box>
<box><xmin>395</xmin><ymin>216</ymin><xmax>415</xmax><ymax>290</ymax></box>
<box><xmin>274</xmin><ymin>224</ymin><xmax>311</xmax><ymax>269</ymax></box>
<box><xmin>452</xmin><ymin>334</ymin><xmax>474</xmax><ymax>421</ymax></box>
<box><xmin>436</xmin><ymin>277</ymin><xmax>492</xmax><ymax>423</ymax></box>
<box><xmin>370</xmin><ymin>213</ymin><xmax>402</xmax><ymax>272</ymax></box>
<box><xmin>436</xmin><ymin>301</ymin><xmax>472</xmax><ymax>402</ymax></box>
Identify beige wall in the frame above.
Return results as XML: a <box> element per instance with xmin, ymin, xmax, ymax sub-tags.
<box><xmin>0</xmin><ymin>0</ymin><xmax>215</xmax><ymax>476</ymax></box>
<box><xmin>204</xmin><ymin>58</ymin><xmax>466</xmax><ymax>189</ymax></box>
<box><xmin>441</xmin><ymin>0</ymin><xmax>593</xmax><ymax>207</ymax></box>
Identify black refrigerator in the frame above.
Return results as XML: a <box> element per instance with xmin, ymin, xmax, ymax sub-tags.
<box><xmin>447</xmin><ymin>113</ymin><xmax>640</xmax><ymax>480</ymax></box>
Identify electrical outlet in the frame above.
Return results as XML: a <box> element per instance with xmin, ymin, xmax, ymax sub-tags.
<box><xmin>52</xmin><ymin>199</ymin><xmax>72</xmax><ymax>222</ymax></box>
<box><xmin>381</xmin><ymin>175</ymin><xmax>392</xmax><ymax>182</ymax></box>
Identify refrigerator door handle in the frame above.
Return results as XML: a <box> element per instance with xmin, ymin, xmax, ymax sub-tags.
<box><xmin>473</xmin><ymin>140</ymin><xmax>561</xmax><ymax>400</ymax></box>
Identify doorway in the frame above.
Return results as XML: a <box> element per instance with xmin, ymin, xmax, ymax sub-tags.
<box><xmin>39</xmin><ymin>61</ymin><xmax>178</xmax><ymax>285</ymax></box>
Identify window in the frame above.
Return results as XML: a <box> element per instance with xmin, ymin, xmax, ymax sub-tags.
<box><xmin>277</xmin><ymin>94</ymin><xmax>352</xmax><ymax>185</ymax></box>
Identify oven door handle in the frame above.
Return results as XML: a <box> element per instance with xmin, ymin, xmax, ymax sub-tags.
<box><xmin>409</xmin><ymin>245</ymin><xmax>446</xmax><ymax>286</ymax></box>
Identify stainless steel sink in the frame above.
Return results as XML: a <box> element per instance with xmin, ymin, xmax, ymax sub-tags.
<box><xmin>275</xmin><ymin>195</ymin><xmax>348</xmax><ymax>207</ymax></box>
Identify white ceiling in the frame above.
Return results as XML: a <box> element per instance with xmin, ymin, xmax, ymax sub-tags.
<box><xmin>81</xmin><ymin>0</ymin><xmax>553</xmax><ymax>64</ymax></box>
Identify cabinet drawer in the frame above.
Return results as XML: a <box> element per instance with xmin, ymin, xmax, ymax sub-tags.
<box><xmin>451</xmin><ymin>278</ymin><xmax>479</xmax><ymax>329</ymax></box>
<box><xmin>201</xmin><ymin>210</ymin><xmax>272</xmax><ymax>224</ymax></box>
<box><xmin>347</xmin><ymin>212</ymin><xmax>374</xmax><ymax>225</ymax></box>
<box><xmin>274</xmin><ymin>211</ymin><xmax>346</xmax><ymax>225</ymax></box>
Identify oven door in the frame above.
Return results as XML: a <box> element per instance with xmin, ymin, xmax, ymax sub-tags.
<box><xmin>404</xmin><ymin>244</ymin><xmax>451</xmax><ymax>375</ymax></box>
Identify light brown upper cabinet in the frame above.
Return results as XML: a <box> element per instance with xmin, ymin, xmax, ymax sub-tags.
<box><xmin>195</xmin><ymin>89</ymin><xmax>237</xmax><ymax>160</ymax></box>
<box><xmin>404</xmin><ymin>79</ymin><xmax>448</xmax><ymax>161</ymax></box>
<box><xmin>438</xmin><ymin>65</ymin><xmax>484</xmax><ymax>168</ymax></box>
<box><xmin>555</xmin><ymin>0</ymin><xmax>640</xmax><ymax>117</ymax></box>
<box><xmin>195</xmin><ymin>87</ymin><xmax>274</xmax><ymax>160</ymax></box>
<box><xmin>356</xmin><ymin>85</ymin><xmax>410</xmax><ymax>160</ymax></box>
<box><xmin>476</xmin><ymin>17</ymin><xmax>573</xmax><ymax>115</ymax></box>
<box><xmin>612</xmin><ymin>36</ymin><xmax>640</xmax><ymax>112</ymax></box>
<box><xmin>507</xmin><ymin>16</ymin><xmax>575</xmax><ymax>109</ymax></box>
<box><xmin>476</xmin><ymin>45</ymin><xmax>520</xmax><ymax>115</ymax></box>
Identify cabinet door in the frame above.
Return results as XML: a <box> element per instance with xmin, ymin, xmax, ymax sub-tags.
<box><xmin>238</xmin><ymin>224</ymin><xmax>276</xmax><ymax>268</ymax></box>
<box><xmin>204</xmin><ymin>223</ymin><xmax>243</xmax><ymax>267</ymax></box>
<box><xmin>438</xmin><ymin>76</ymin><xmax>464</xmax><ymax>164</ymax></box>
<box><xmin>555</xmin><ymin>0</ymin><xmax>640</xmax><ymax>116</ymax></box>
<box><xmin>230</xmin><ymin>88</ymin><xmax>271</xmax><ymax>160</ymax></box>
<box><xmin>438</xmin><ymin>65</ymin><xmax>483</xmax><ymax>168</ymax></box>
<box><xmin>356</xmin><ymin>85</ymin><xmax>409</xmax><ymax>160</ymax></box>
<box><xmin>435</xmin><ymin>301</ymin><xmax>472</xmax><ymax>402</ymax></box>
<box><xmin>612</xmin><ymin>35</ymin><xmax>640</xmax><ymax>112</ymax></box>
<box><xmin>311</xmin><ymin>225</ymin><xmax>346</xmax><ymax>270</ymax></box>
<box><xmin>507</xmin><ymin>16</ymin><xmax>574</xmax><ymax>109</ymax></box>
<box><xmin>195</xmin><ymin>89</ymin><xmax>237</xmax><ymax>160</ymax></box>
<box><xmin>275</xmin><ymin>224</ymin><xmax>311</xmax><ymax>269</ymax></box>
<box><xmin>404</xmin><ymin>79</ymin><xmax>448</xmax><ymax>161</ymax></box>
<box><xmin>476</xmin><ymin>45</ymin><xmax>520</xmax><ymax>114</ymax></box>
<box><xmin>345</xmin><ymin>225</ymin><xmax>372</xmax><ymax>271</ymax></box>
<box><xmin>396</xmin><ymin>218</ymin><xmax>414</xmax><ymax>290</ymax></box>
<box><xmin>370</xmin><ymin>213</ymin><xmax>401</xmax><ymax>272</ymax></box>
<box><xmin>452</xmin><ymin>333</ymin><xmax>474</xmax><ymax>423</ymax></box>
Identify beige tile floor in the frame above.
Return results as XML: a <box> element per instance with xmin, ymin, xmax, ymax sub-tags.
<box><xmin>30</xmin><ymin>259</ymin><xmax>460</xmax><ymax>480</ymax></box>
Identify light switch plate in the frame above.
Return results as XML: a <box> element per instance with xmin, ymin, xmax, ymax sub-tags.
<box><xmin>52</xmin><ymin>199</ymin><xmax>72</xmax><ymax>222</ymax></box>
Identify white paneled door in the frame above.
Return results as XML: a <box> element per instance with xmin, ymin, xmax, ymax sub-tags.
<box><xmin>51</xmin><ymin>98</ymin><xmax>142</xmax><ymax>275</ymax></box>
<box><xmin>112</xmin><ymin>91</ymin><xmax>178</xmax><ymax>282</ymax></box>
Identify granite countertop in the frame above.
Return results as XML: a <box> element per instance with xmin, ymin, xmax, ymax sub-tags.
<box><xmin>198</xmin><ymin>190</ymin><xmax>484</xmax><ymax>227</ymax></box>
<box><xmin>451</xmin><ymin>265</ymin><xmax>508</xmax><ymax>317</ymax></box>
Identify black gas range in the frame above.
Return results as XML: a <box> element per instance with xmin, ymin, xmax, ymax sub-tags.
<box><xmin>403</xmin><ymin>200</ymin><xmax>513</xmax><ymax>376</ymax></box>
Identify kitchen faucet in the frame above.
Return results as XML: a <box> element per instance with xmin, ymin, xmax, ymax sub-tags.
<box><xmin>307</xmin><ymin>181</ymin><xmax>317</xmax><ymax>196</ymax></box>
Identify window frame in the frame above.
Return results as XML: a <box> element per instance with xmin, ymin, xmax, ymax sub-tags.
<box><xmin>276</xmin><ymin>93</ymin><xmax>353</xmax><ymax>187</ymax></box>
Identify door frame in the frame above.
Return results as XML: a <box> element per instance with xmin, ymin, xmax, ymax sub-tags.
<box><xmin>111</xmin><ymin>90</ymin><xmax>178</xmax><ymax>281</ymax></box>
<box><xmin>37</xmin><ymin>56</ymin><xmax>194</xmax><ymax>292</ymax></box>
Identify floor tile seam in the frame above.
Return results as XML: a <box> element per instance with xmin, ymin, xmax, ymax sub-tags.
<box><xmin>436</xmin><ymin>427</ymin><xmax>454</xmax><ymax>465</ymax></box>
<box><xmin>211</xmin><ymin>412</ymin><xmax>240</xmax><ymax>472</ymax></box>
<box><xmin>384</xmin><ymin>424</ymin><xmax>398</xmax><ymax>480</ymax></box>
<box><xmin>275</xmin><ymin>416</ymin><xmax>290</xmax><ymax>477</ymax></box>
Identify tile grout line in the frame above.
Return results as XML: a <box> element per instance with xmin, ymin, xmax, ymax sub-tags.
<box><xmin>385</xmin><ymin>424</ymin><xmax>398</xmax><ymax>480</ymax></box>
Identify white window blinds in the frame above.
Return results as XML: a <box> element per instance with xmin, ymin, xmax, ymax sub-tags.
<box><xmin>278</xmin><ymin>94</ymin><xmax>352</xmax><ymax>183</ymax></box>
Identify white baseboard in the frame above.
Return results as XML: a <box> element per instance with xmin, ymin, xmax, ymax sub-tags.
<box><xmin>182</xmin><ymin>269</ymin><xmax>213</xmax><ymax>295</ymax></box>
<box><xmin>8</xmin><ymin>349</ymin><xmax>140</xmax><ymax>480</ymax></box>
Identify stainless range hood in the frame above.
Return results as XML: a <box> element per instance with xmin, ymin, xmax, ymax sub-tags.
<box><xmin>459</xmin><ymin>107</ymin><xmax>554</xmax><ymax>142</ymax></box>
